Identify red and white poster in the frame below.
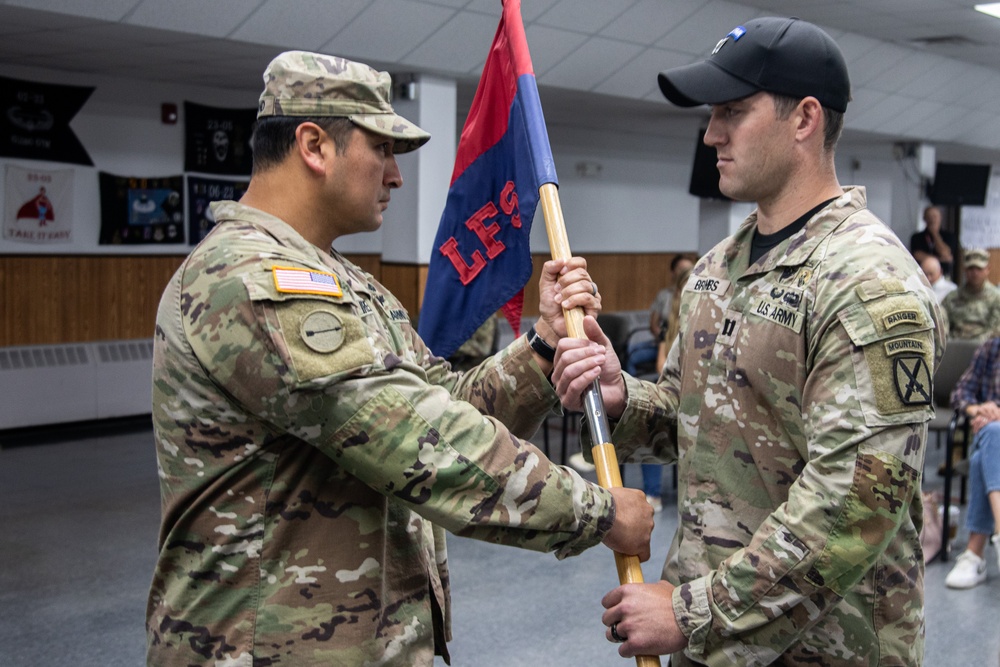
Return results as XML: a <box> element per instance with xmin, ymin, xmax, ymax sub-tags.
<box><xmin>4</xmin><ymin>165</ymin><xmax>74</xmax><ymax>243</ymax></box>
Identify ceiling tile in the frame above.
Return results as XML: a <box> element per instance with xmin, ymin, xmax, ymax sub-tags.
<box><xmin>843</xmin><ymin>87</ymin><xmax>889</xmax><ymax>119</ymax></box>
<box><xmin>462</xmin><ymin>0</ymin><xmax>559</xmax><ymax>22</ymax></box>
<box><xmin>404</xmin><ymin>10</ymin><xmax>497</xmax><ymax>73</ymax></box>
<box><xmin>871</xmin><ymin>98</ymin><xmax>945</xmax><ymax>136</ymax></box>
<box><xmin>863</xmin><ymin>51</ymin><xmax>938</xmax><ymax>93</ymax></box>
<box><xmin>538</xmin><ymin>36</ymin><xmax>642</xmax><ymax>90</ymax></box>
<box><xmin>958</xmin><ymin>72</ymin><xmax>1000</xmax><ymax>110</ymax></box>
<box><xmin>522</xmin><ymin>24</ymin><xmax>589</xmax><ymax>77</ymax></box>
<box><xmin>948</xmin><ymin>109</ymin><xmax>996</xmax><ymax>141</ymax></box>
<box><xmin>126</xmin><ymin>0</ymin><xmax>261</xmax><ymax>38</ymax></box>
<box><xmin>923</xmin><ymin>64</ymin><xmax>994</xmax><ymax>104</ymax></box>
<box><xmin>599</xmin><ymin>0</ymin><xmax>703</xmax><ymax>46</ymax></box>
<box><xmin>321</xmin><ymin>0</ymin><xmax>455</xmax><ymax>63</ymax></box>
<box><xmin>0</xmin><ymin>4</ymin><xmax>103</xmax><ymax>32</ymax></box>
<box><xmin>656</xmin><ymin>1</ymin><xmax>763</xmax><ymax>55</ymax></box>
<box><xmin>849</xmin><ymin>94</ymin><xmax>916</xmax><ymax>131</ymax></box>
<box><xmin>901</xmin><ymin>106</ymin><xmax>967</xmax><ymax>140</ymax></box>
<box><xmin>848</xmin><ymin>42</ymin><xmax>912</xmax><ymax>87</ymax></box>
<box><xmin>1</xmin><ymin>0</ymin><xmax>1000</xmax><ymax>157</ymax></box>
<box><xmin>592</xmin><ymin>47</ymin><xmax>692</xmax><ymax>99</ymax></box>
<box><xmin>418</xmin><ymin>0</ymin><xmax>469</xmax><ymax>8</ymax></box>
<box><xmin>5</xmin><ymin>0</ymin><xmax>141</xmax><ymax>21</ymax></box>
<box><xmin>831</xmin><ymin>31</ymin><xmax>883</xmax><ymax>65</ymax></box>
<box><xmin>782</xmin><ymin>3</ymin><xmax>882</xmax><ymax>34</ymax></box>
<box><xmin>534</xmin><ymin>0</ymin><xmax>637</xmax><ymax>35</ymax></box>
<box><xmin>0</xmin><ymin>31</ymin><xmax>82</xmax><ymax>57</ymax></box>
<box><xmin>738</xmin><ymin>0</ymin><xmax>828</xmax><ymax>13</ymax></box>
<box><xmin>230</xmin><ymin>0</ymin><xmax>369</xmax><ymax>51</ymax></box>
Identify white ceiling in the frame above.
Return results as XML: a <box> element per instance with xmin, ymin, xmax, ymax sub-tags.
<box><xmin>2</xmin><ymin>0</ymin><xmax>1000</xmax><ymax>156</ymax></box>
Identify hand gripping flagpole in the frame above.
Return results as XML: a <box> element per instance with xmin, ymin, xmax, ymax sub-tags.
<box><xmin>539</xmin><ymin>183</ymin><xmax>661</xmax><ymax>667</ymax></box>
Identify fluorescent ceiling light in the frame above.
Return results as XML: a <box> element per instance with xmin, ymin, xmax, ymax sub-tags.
<box><xmin>975</xmin><ymin>3</ymin><xmax>1000</xmax><ymax>19</ymax></box>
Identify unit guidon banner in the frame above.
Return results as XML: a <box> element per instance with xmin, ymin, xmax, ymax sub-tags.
<box><xmin>3</xmin><ymin>165</ymin><xmax>75</xmax><ymax>243</ymax></box>
<box><xmin>184</xmin><ymin>102</ymin><xmax>255</xmax><ymax>176</ymax></box>
<box><xmin>0</xmin><ymin>75</ymin><xmax>94</xmax><ymax>166</ymax></box>
<box><xmin>99</xmin><ymin>172</ymin><xmax>185</xmax><ymax>245</ymax></box>
<box><xmin>187</xmin><ymin>175</ymin><xmax>249</xmax><ymax>244</ymax></box>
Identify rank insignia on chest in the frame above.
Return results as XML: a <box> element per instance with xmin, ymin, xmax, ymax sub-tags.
<box><xmin>272</xmin><ymin>266</ymin><xmax>343</xmax><ymax>297</ymax></box>
<box><xmin>893</xmin><ymin>355</ymin><xmax>932</xmax><ymax>406</ymax></box>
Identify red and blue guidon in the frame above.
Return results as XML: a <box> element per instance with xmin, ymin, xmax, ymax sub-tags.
<box><xmin>418</xmin><ymin>0</ymin><xmax>557</xmax><ymax>360</ymax></box>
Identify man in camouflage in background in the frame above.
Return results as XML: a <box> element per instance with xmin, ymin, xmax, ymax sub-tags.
<box><xmin>552</xmin><ymin>18</ymin><xmax>945</xmax><ymax>666</ymax></box>
<box><xmin>942</xmin><ymin>247</ymin><xmax>1000</xmax><ymax>341</ymax></box>
<box><xmin>146</xmin><ymin>51</ymin><xmax>654</xmax><ymax>666</ymax></box>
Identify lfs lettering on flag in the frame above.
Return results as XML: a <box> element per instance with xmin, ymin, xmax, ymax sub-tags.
<box><xmin>438</xmin><ymin>181</ymin><xmax>521</xmax><ymax>285</ymax></box>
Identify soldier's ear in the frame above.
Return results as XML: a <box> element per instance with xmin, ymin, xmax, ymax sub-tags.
<box><xmin>294</xmin><ymin>122</ymin><xmax>329</xmax><ymax>175</ymax></box>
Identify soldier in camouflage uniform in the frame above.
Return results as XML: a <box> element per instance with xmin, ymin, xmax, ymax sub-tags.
<box><xmin>447</xmin><ymin>313</ymin><xmax>499</xmax><ymax>372</ymax></box>
<box><xmin>147</xmin><ymin>51</ymin><xmax>655</xmax><ymax>667</ymax></box>
<box><xmin>553</xmin><ymin>18</ymin><xmax>945</xmax><ymax>666</ymax></box>
<box><xmin>941</xmin><ymin>248</ymin><xmax>1000</xmax><ymax>341</ymax></box>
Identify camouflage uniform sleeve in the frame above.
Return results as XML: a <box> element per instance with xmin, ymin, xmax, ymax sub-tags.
<box><xmin>673</xmin><ymin>281</ymin><xmax>942</xmax><ymax>665</ymax></box>
<box><xmin>578</xmin><ymin>334</ymin><xmax>682</xmax><ymax>464</ymax></box>
<box><xmin>190</xmin><ymin>274</ymin><xmax>613</xmax><ymax>559</ymax></box>
<box><xmin>410</xmin><ymin>322</ymin><xmax>559</xmax><ymax>442</ymax></box>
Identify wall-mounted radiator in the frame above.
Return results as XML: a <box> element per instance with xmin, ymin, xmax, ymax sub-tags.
<box><xmin>0</xmin><ymin>339</ymin><xmax>153</xmax><ymax>430</ymax></box>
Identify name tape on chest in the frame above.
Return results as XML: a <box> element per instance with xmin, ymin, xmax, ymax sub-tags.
<box><xmin>272</xmin><ymin>266</ymin><xmax>343</xmax><ymax>297</ymax></box>
<box><xmin>688</xmin><ymin>277</ymin><xmax>731</xmax><ymax>294</ymax></box>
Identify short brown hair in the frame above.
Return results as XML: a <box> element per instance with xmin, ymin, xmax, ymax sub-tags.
<box><xmin>250</xmin><ymin>116</ymin><xmax>355</xmax><ymax>173</ymax></box>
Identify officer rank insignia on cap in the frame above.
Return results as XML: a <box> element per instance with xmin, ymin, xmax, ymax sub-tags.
<box><xmin>272</xmin><ymin>266</ymin><xmax>343</xmax><ymax>297</ymax></box>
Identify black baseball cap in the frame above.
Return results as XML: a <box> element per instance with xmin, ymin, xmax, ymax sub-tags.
<box><xmin>658</xmin><ymin>17</ymin><xmax>850</xmax><ymax>113</ymax></box>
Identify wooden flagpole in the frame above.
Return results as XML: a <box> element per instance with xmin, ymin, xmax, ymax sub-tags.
<box><xmin>539</xmin><ymin>182</ymin><xmax>661</xmax><ymax>667</ymax></box>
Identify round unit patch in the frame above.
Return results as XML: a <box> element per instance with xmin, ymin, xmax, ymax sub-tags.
<box><xmin>300</xmin><ymin>309</ymin><xmax>346</xmax><ymax>353</ymax></box>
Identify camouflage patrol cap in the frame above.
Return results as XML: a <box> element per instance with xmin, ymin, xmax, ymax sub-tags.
<box><xmin>258</xmin><ymin>51</ymin><xmax>430</xmax><ymax>153</ymax></box>
<box><xmin>965</xmin><ymin>248</ymin><xmax>989</xmax><ymax>269</ymax></box>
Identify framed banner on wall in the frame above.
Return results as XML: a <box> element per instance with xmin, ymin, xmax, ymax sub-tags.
<box><xmin>98</xmin><ymin>172</ymin><xmax>185</xmax><ymax>245</ymax></box>
<box><xmin>187</xmin><ymin>175</ymin><xmax>249</xmax><ymax>244</ymax></box>
<box><xmin>4</xmin><ymin>164</ymin><xmax>75</xmax><ymax>243</ymax></box>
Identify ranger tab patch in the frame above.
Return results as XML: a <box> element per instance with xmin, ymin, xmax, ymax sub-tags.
<box><xmin>893</xmin><ymin>355</ymin><xmax>932</xmax><ymax>406</ymax></box>
<box><xmin>272</xmin><ymin>266</ymin><xmax>343</xmax><ymax>297</ymax></box>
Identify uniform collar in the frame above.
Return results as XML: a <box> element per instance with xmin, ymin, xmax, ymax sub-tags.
<box><xmin>725</xmin><ymin>186</ymin><xmax>867</xmax><ymax>278</ymax></box>
<box><xmin>209</xmin><ymin>200</ymin><xmax>340</xmax><ymax>270</ymax></box>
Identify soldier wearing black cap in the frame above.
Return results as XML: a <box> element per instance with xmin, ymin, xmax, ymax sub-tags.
<box><xmin>553</xmin><ymin>17</ymin><xmax>946</xmax><ymax>666</ymax></box>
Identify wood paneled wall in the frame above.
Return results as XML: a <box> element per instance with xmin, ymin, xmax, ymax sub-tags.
<box><xmin>0</xmin><ymin>252</ymin><xmax>686</xmax><ymax>347</ymax></box>
<box><xmin>8</xmin><ymin>248</ymin><xmax>1000</xmax><ymax>348</ymax></box>
<box><xmin>0</xmin><ymin>255</ymin><xmax>185</xmax><ymax>347</ymax></box>
<box><xmin>523</xmin><ymin>252</ymin><xmax>689</xmax><ymax>315</ymax></box>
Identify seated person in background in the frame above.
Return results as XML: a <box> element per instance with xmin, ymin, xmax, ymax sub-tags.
<box><xmin>942</xmin><ymin>248</ymin><xmax>1000</xmax><ymax>340</ymax></box>
<box><xmin>655</xmin><ymin>265</ymin><xmax>692</xmax><ymax>374</ymax></box>
<box><xmin>944</xmin><ymin>336</ymin><xmax>1000</xmax><ymax>589</ymax></box>
<box><xmin>920</xmin><ymin>255</ymin><xmax>957</xmax><ymax>303</ymax></box>
<box><xmin>447</xmin><ymin>312</ymin><xmax>499</xmax><ymax>372</ymax></box>
<box><xmin>625</xmin><ymin>254</ymin><xmax>694</xmax><ymax>376</ymax></box>
<box><xmin>911</xmin><ymin>205</ymin><xmax>958</xmax><ymax>278</ymax></box>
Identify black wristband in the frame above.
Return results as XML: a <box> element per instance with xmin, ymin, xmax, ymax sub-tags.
<box><xmin>526</xmin><ymin>325</ymin><xmax>556</xmax><ymax>363</ymax></box>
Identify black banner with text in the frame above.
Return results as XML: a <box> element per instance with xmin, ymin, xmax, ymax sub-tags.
<box><xmin>187</xmin><ymin>175</ymin><xmax>249</xmax><ymax>244</ymax></box>
<box><xmin>184</xmin><ymin>102</ymin><xmax>255</xmax><ymax>175</ymax></box>
<box><xmin>0</xmin><ymin>75</ymin><xmax>94</xmax><ymax>165</ymax></box>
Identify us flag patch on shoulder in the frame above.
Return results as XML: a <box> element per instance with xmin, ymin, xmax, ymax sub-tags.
<box><xmin>272</xmin><ymin>266</ymin><xmax>343</xmax><ymax>297</ymax></box>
